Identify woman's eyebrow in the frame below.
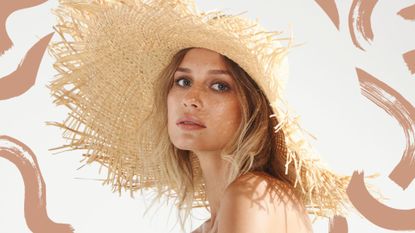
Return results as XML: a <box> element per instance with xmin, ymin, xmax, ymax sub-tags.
<box><xmin>207</xmin><ymin>69</ymin><xmax>230</xmax><ymax>75</ymax></box>
<box><xmin>175</xmin><ymin>67</ymin><xmax>230</xmax><ymax>76</ymax></box>
<box><xmin>176</xmin><ymin>67</ymin><xmax>191</xmax><ymax>73</ymax></box>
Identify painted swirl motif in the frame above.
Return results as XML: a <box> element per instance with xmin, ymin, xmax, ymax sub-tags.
<box><xmin>314</xmin><ymin>1</ymin><xmax>415</xmax><ymax>232</ymax></box>
<box><xmin>0</xmin><ymin>135</ymin><xmax>74</xmax><ymax>233</ymax></box>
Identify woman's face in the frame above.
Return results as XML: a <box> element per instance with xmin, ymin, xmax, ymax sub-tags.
<box><xmin>167</xmin><ymin>48</ymin><xmax>242</xmax><ymax>153</ymax></box>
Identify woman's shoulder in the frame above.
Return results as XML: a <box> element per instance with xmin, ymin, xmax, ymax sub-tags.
<box><xmin>217</xmin><ymin>171</ymin><xmax>313</xmax><ymax>233</ymax></box>
<box><xmin>223</xmin><ymin>171</ymin><xmax>296</xmax><ymax>204</ymax></box>
<box><xmin>227</xmin><ymin>171</ymin><xmax>289</xmax><ymax>191</ymax></box>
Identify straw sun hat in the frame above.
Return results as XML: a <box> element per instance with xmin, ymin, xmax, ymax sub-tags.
<box><xmin>47</xmin><ymin>0</ymin><xmax>354</xmax><ymax>220</ymax></box>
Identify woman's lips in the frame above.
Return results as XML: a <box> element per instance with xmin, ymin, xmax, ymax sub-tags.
<box><xmin>176</xmin><ymin>116</ymin><xmax>206</xmax><ymax>128</ymax></box>
<box><xmin>177</xmin><ymin>122</ymin><xmax>206</xmax><ymax>130</ymax></box>
<box><xmin>176</xmin><ymin>118</ymin><xmax>206</xmax><ymax>130</ymax></box>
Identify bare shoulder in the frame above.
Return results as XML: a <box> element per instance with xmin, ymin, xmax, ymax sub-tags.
<box><xmin>217</xmin><ymin>172</ymin><xmax>313</xmax><ymax>233</ymax></box>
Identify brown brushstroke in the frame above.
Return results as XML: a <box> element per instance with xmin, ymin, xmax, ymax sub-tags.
<box><xmin>403</xmin><ymin>49</ymin><xmax>415</xmax><ymax>75</ymax></box>
<box><xmin>347</xmin><ymin>170</ymin><xmax>415</xmax><ymax>230</ymax></box>
<box><xmin>0</xmin><ymin>32</ymin><xmax>54</xmax><ymax>100</ymax></box>
<box><xmin>398</xmin><ymin>4</ymin><xmax>415</xmax><ymax>21</ymax></box>
<box><xmin>357</xmin><ymin>67</ymin><xmax>415</xmax><ymax>190</ymax></box>
<box><xmin>348</xmin><ymin>0</ymin><xmax>378</xmax><ymax>51</ymax></box>
<box><xmin>0</xmin><ymin>0</ymin><xmax>48</xmax><ymax>55</ymax></box>
<box><xmin>0</xmin><ymin>135</ymin><xmax>74</xmax><ymax>233</ymax></box>
<box><xmin>314</xmin><ymin>0</ymin><xmax>340</xmax><ymax>30</ymax></box>
<box><xmin>328</xmin><ymin>215</ymin><xmax>348</xmax><ymax>233</ymax></box>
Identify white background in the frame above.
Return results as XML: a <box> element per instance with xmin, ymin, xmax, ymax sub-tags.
<box><xmin>0</xmin><ymin>0</ymin><xmax>415</xmax><ymax>232</ymax></box>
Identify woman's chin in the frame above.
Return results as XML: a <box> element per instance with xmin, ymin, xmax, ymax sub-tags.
<box><xmin>172</xmin><ymin>142</ymin><xmax>196</xmax><ymax>151</ymax></box>
<box><xmin>173</xmin><ymin>143</ymin><xmax>207</xmax><ymax>152</ymax></box>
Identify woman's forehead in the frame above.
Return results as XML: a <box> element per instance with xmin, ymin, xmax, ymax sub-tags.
<box><xmin>179</xmin><ymin>48</ymin><xmax>228</xmax><ymax>69</ymax></box>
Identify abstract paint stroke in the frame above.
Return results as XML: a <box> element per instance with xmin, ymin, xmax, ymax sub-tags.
<box><xmin>398</xmin><ymin>3</ymin><xmax>415</xmax><ymax>21</ymax></box>
<box><xmin>347</xmin><ymin>171</ymin><xmax>415</xmax><ymax>230</ymax></box>
<box><xmin>0</xmin><ymin>32</ymin><xmax>54</xmax><ymax>100</ymax></box>
<box><xmin>357</xmin><ymin>68</ymin><xmax>415</xmax><ymax>190</ymax></box>
<box><xmin>328</xmin><ymin>215</ymin><xmax>348</xmax><ymax>233</ymax></box>
<box><xmin>0</xmin><ymin>0</ymin><xmax>48</xmax><ymax>55</ymax></box>
<box><xmin>314</xmin><ymin>0</ymin><xmax>340</xmax><ymax>30</ymax></box>
<box><xmin>0</xmin><ymin>135</ymin><xmax>74</xmax><ymax>233</ymax></box>
<box><xmin>348</xmin><ymin>0</ymin><xmax>378</xmax><ymax>51</ymax></box>
<box><xmin>403</xmin><ymin>49</ymin><xmax>415</xmax><ymax>75</ymax></box>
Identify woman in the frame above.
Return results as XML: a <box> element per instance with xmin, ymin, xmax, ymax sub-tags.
<box><xmin>166</xmin><ymin>47</ymin><xmax>313</xmax><ymax>232</ymax></box>
<box><xmin>47</xmin><ymin>0</ymin><xmax>351</xmax><ymax>232</ymax></box>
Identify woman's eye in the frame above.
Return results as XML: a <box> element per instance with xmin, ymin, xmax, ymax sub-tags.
<box><xmin>212</xmin><ymin>82</ymin><xmax>230</xmax><ymax>92</ymax></box>
<box><xmin>175</xmin><ymin>78</ymin><xmax>191</xmax><ymax>87</ymax></box>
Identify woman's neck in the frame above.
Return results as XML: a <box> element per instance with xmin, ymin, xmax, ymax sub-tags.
<box><xmin>193</xmin><ymin>150</ymin><xmax>230</xmax><ymax>220</ymax></box>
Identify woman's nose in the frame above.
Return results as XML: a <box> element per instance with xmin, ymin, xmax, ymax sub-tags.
<box><xmin>182</xmin><ymin>89</ymin><xmax>202</xmax><ymax>109</ymax></box>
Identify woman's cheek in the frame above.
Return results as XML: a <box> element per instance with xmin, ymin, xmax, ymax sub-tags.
<box><xmin>166</xmin><ymin>93</ymin><xmax>177</xmax><ymax>128</ymax></box>
<box><xmin>214</xmin><ymin>99</ymin><xmax>240</xmax><ymax>126</ymax></box>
